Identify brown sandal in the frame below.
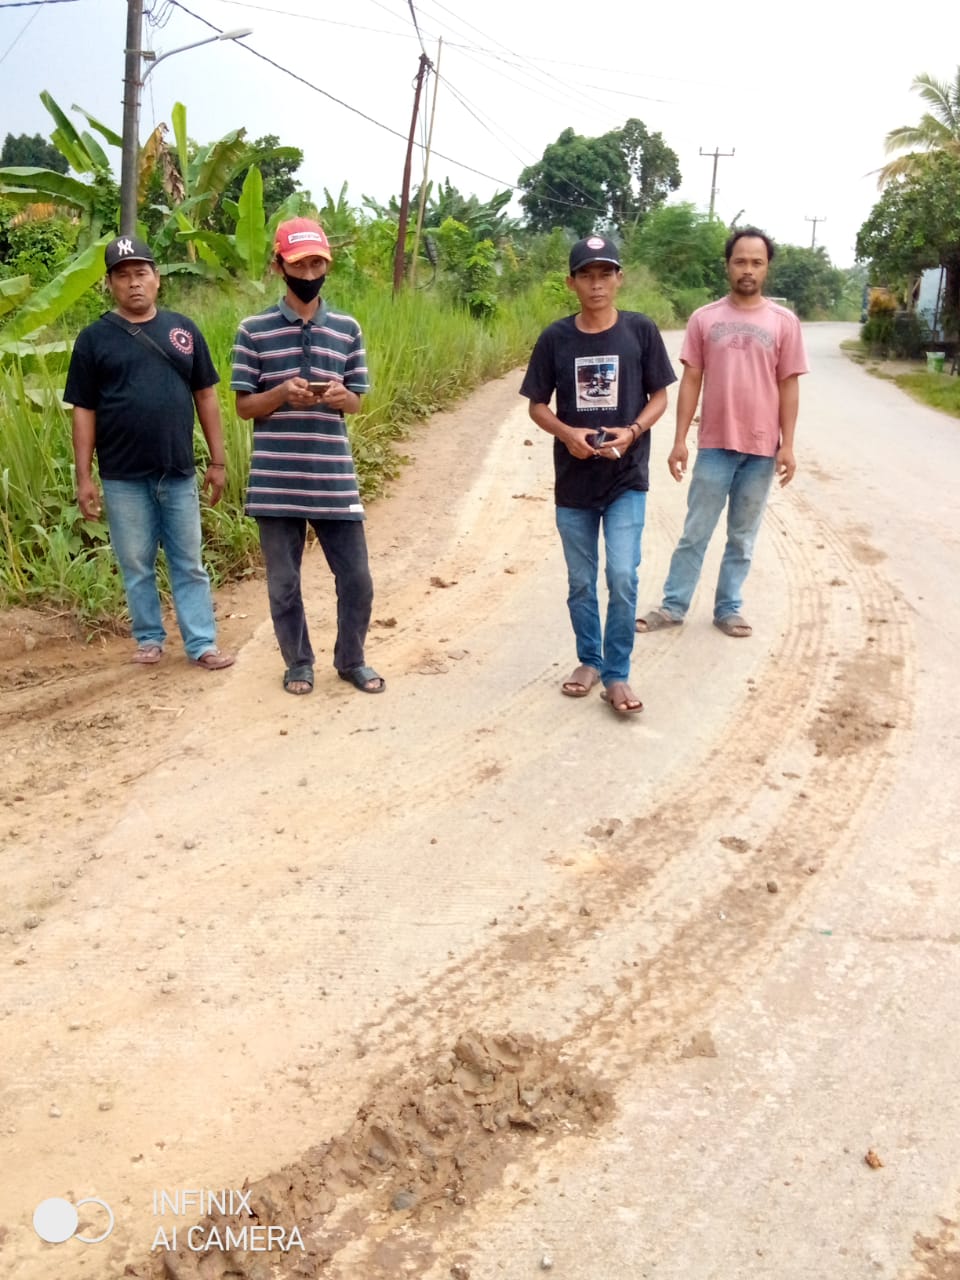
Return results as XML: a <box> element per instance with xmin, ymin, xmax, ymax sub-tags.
<box><xmin>131</xmin><ymin>644</ymin><xmax>163</xmax><ymax>665</ymax></box>
<box><xmin>191</xmin><ymin>649</ymin><xmax>236</xmax><ymax>670</ymax></box>
<box><xmin>601</xmin><ymin>682</ymin><xmax>643</xmax><ymax>715</ymax></box>
<box><xmin>561</xmin><ymin>664</ymin><xmax>600</xmax><ymax>698</ymax></box>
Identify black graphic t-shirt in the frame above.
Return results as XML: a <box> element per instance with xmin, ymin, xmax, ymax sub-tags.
<box><xmin>520</xmin><ymin>311</ymin><xmax>676</xmax><ymax>509</ymax></box>
<box><xmin>64</xmin><ymin>309</ymin><xmax>219</xmax><ymax>479</ymax></box>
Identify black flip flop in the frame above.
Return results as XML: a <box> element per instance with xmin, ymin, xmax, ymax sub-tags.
<box><xmin>338</xmin><ymin>664</ymin><xmax>385</xmax><ymax>693</ymax></box>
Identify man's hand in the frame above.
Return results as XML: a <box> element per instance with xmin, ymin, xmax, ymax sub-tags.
<box><xmin>593</xmin><ymin>426</ymin><xmax>637</xmax><ymax>462</ymax></box>
<box><xmin>284</xmin><ymin>376</ymin><xmax>319</xmax><ymax>408</ymax></box>
<box><xmin>775</xmin><ymin>446</ymin><xmax>796</xmax><ymax>487</ymax></box>
<box><xmin>667</xmin><ymin>443</ymin><xmax>689</xmax><ymax>482</ymax></box>
<box><xmin>317</xmin><ymin>380</ymin><xmax>351</xmax><ymax>411</ymax></box>
<box><xmin>202</xmin><ymin>465</ymin><xmax>226</xmax><ymax>507</ymax></box>
<box><xmin>77</xmin><ymin>476</ymin><xmax>102</xmax><ymax>520</ymax></box>
<box><xmin>562</xmin><ymin>426</ymin><xmax>603</xmax><ymax>460</ymax></box>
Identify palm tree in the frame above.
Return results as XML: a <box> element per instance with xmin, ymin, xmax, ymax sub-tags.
<box><xmin>879</xmin><ymin>69</ymin><xmax>960</xmax><ymax>185</ymax></box>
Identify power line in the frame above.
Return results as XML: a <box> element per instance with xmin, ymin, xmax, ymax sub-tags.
<box><xmin>406</xmin><ymin>0</ymin><xmax>426</xmax><ymax>57</ymax></box>
<box><xmin>165</xmin><ymin>0</ymin><xmax>519</xmax><ymax>191</ymax></box>
<box><xmin>0</xmin><ymin>0</ymin><xmax>76</xmax><ymax>6</ymax></box>
<box><xmin>156</xmin><ymin>0</ymin><xmax>625</xmax><ymax>225</ymax></box>
<box><xmin>0</xmin><ymin>0</ymin><xmax>48</xmax><ymax>67</ymax></box>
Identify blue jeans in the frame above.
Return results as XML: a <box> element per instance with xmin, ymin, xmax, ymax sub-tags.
<box><xmin>101</xmin><ymin>474</ymin><xmax>218</xmax><ymax>659</ymax></box>
<box><xmin>257</xmin><ymin>516</ymin><xmax>373</xmax><ymax>673</ymax></box>
<box><xmin>555</xmin><ymin>489</ymin><xmax>646</xmax><ymax>685</ymax></box>
<box><xmin>661</xmin><ymin>449</ymin><xmax>776</xmax><ymax>622</ymax></box>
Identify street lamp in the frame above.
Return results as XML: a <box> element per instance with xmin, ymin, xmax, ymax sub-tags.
<box><xmin>119</xmin><ymin>1</ymin><xmax>253</xmax><ymax>234</ymax></box>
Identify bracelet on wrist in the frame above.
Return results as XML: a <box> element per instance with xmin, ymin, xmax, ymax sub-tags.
<box><xmin>209</xmin><ymin>462</ymin><xmax>226</xmax><ymax>468</ymax></box>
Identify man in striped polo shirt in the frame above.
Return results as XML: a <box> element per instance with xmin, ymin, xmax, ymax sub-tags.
<box><xmin>232</xmin><ymin>218</ymin><xmax>384</xmax><ymax>695</ymax></box>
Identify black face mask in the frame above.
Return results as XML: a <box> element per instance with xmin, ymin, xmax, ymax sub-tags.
<box><xmin>283</xmin><ymin>270</ymin><xmax>325</xmax><ymax>303</ymax></box>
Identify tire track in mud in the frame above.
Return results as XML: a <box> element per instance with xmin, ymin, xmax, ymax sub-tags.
<box><xmin>118</xmin><ymin>486</ymin><xmax>915</xmax><ymax>1279</ymax></box>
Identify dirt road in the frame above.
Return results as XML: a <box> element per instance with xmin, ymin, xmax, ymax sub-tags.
<box><xmin>2</xmin><ymin>322</ymin><xmax>959</xmax><ymax>1279</ymax></box>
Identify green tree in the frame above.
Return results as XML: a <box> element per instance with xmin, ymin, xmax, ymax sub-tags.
<box><xmin>627</xmin><ymin>203</ymin><xmax>727</xmax><ymax>294</ymax></box>
<box><xmin>856</xmin><ymin>151</ymin><xmax>960</xmax><ymax>333</ymax></box>
<box><xmin>880</xmin><ymin>69</ymin><xmax>960</xmax><ymax>184</ymax></box>
<box><xmin>767</xmin><ymin>244</ymin><xmax>844</xmax><ymax>319</ymax></box>
<box><xmin>518</xmin><ymin>120</ymin><xmax>680</xmax><ymax>236</ymax></box>
<box><xmin>1</xmin><ymin>132</ymin><xmax>68</xmax><ymax>174</ymax></box>
<box><xmin>611</xmin><ymin>119</ymin><xmax>682</xmax><ymax>228</ymax></box>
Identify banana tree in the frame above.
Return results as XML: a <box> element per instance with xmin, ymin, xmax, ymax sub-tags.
<box><xmin>148</xmin><ymin>103</ymin><xmax>301</xmax><ymax>261</ymax></box>
<box><xmin>167</xmin><ymin>164</ymin><xmax>306</xmax><ymax>285</ymax></box>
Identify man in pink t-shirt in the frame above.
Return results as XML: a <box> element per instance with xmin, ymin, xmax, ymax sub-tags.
<box><xmin>637</xmin><ymin>227</ymin><xmax>808</xmax><ymax>638</ymax></box>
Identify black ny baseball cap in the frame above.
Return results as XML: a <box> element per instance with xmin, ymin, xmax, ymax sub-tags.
<box><xmin>104</xmin><ymin>235</ymin><xmax>156</xmax><ymax>272</ymax></box>
<box><xmin>569</xmin><ymin>234</ymin><xmax>621</xmax><ymax>274</ymax></box>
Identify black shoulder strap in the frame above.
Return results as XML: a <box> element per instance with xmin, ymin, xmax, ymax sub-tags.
<box><xmin>103</xmin><ymin>310</ymin><xmax>192</xmax><ymax>389</ymax></box>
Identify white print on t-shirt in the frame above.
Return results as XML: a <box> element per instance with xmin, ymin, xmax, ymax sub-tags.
<box><xmin>708</xmin><ymin>321</ymin><xmax>774</xmax><ymax>349</ymax></box>
<box><xmin>575</xmin><ymin>355</ymin><xmax>619</xmax><ymax>411</ymax></box>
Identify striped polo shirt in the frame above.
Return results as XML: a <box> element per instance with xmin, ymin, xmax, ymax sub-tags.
<box><xmin>231</xmin><ymin>298</ymin><xmax>371</xmax><ymax>520</ymax></box>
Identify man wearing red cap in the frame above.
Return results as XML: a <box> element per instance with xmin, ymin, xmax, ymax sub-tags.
<box><xmin>231</xmin><ymin>218</ymin><xmax>383</xmax><ymax>695</ymax></box>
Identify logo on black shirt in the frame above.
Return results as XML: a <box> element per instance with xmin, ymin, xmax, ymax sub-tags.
<box><xmin>169</xmin><ymin>327</ymin><xmax>194</xmax><ymax>355</ymax></box>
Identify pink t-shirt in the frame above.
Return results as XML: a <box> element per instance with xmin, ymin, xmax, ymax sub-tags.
<box><xmin>680</xmin><ymin>297</ymin><xmax>808</xmax><ymax>456</ymax></box>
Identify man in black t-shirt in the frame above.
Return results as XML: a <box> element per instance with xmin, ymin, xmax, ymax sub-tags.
<box><xmin>520</xmin><ymin>235</ymin><xmax>675</xmax><ymax>714</ymax></box>
<box><xmin>64</xmin><ymin>235</ymin><xmax>234</xmax><ymax>669</ymax></box>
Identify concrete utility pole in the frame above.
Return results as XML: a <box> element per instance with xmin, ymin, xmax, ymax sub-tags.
<box><xmin>119</xmin><ymin>0</ymin><xmax>145</xmax><ymax>235</ymax></box>
<box><xmin>119</xmin><ymin>1</ymin><xmax>251</xmax><ymax>235</ymax></box>
<box><xmin>393</xmin><ymin>52</ymin><xmax>432</xmax><ymax>294</ymax></box>
<box><xmin>699</xmin><ymin>146</ymin><xmax>734</xmax><ymax>220</ymax></box>
<box><xmin>805</xmin><ymin>215</ymin><xmax>827</xmax><ymax>249</ymax></box>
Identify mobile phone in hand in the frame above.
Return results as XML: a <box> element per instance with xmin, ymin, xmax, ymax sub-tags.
<box><xmin>308</xmin><ymin>381</ymin><xmax>331</xmax><ymax>395</ymax></box>
<box><xmin>587</xmin><ymin>429</ymin><xmax>614</xmax><ymax>448</ymax></box>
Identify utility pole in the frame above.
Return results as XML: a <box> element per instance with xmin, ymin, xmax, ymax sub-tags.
<box><xmin>409</xmin><ymin>37</ymin><xmax>442</xmax><ymax>288</ymax></box>
<box><xmin>805</xmin><ymin>215</ymin><xmax>827</xmax><ymax>249</ymax></box>
<box><xmin>119</xmin><ymin>3</ymin><xmax>251</xmax><ymax>236</ymax></box>
<box><xmin>393</xmin><ymin>52</ymin><xmax>432</xmax><ymax>295</ymax></box>
<box><xmin>699</xmin><ymin>146</ymin><xmax>734</xmax><ymax>220</ymax></box>
<box><xmin>120</xmin><ymin>0</ymin><xmax>144</xmax><ymax>235</ymax></box>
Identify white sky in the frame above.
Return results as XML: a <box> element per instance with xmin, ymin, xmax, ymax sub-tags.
<box><xmin>1</xmin><ymin>0</ymin><xmax>959</xmax><ymax>269</ymax></box>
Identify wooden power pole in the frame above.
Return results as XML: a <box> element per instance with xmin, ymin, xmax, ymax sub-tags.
<box><xmin>805</xmin><ymin>215</ymin><xmax>827</xmax><ymax>249</ymax></box>
<box><xmin>699</xmin><ymin>146</ymin><xmax>735</xmax><ymax>219</ymax></box>
<box><xmin>409</xmin><ymin>37</ymin><xmax>442</xmax><ymax>287</ymax></box>
<box><xmin>393</xmin><ymin>52</ymin><xmax>432</xmax><ymax>295</ymax></box>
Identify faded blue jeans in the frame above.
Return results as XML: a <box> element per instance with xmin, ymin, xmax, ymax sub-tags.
<box><xmin>555</xmin><ymin>489</ymin><xmax>646</xmax><ymax>686</ymax></box>
<box><xmin>660</xmin><ymin>448</ymin><xmax>776</xmax><ymax>622</ymax></box>
<box><xmin>101</xmin><ymin>474</ymin><xmax>218</xmax><ymax>659</ymax></box>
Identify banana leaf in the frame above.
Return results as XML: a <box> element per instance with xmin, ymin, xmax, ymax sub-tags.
<box><xmin>0</xmin><ymin>237</ymin><xmax>109</xmax><ymax>347</ymax></box>
<box><xmin>0</xmin><ymin>276</ymin><xmax>32</xmax><ymax>317</ymax></box>
<box><xmin>41</xmin><ymin>90</ymin><xmax>94</xmax><ymax>173</ymax></box>
<box><xmin>235</xmin><ymin>165</ymin><xmax>266</xmax><ymax>279</ymax></box>
<box><xmin>71</xmin><ymin>104</ymin><xmax>123</xmax><ymax>149</ymax></box>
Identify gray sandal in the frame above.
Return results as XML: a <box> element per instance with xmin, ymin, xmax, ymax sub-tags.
<box><xmin>636</xmin><ymin>609</ymin><xmax>683</xmax><ymax>633</ymax></box>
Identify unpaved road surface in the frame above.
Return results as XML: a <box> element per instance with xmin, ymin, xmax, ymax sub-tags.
<box><xmin>2</xmin><ymin>322</ymin><xmax>960</xmax><ymax>1280</ymax></box>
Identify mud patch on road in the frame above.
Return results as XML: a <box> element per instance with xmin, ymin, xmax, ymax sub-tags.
<box><xmin>123</xmin><ymin>1031</ymin><xmax>612</xmax><ymax>1279</ymax></box>
<box><xmin>911</xmin><ymin>1214</ymin><xmax>960</xmax><ymax>1279</ymax></box>
<box><xmin>809</xmin><ymin>654</ymin><xmax>900</xmax><ymax>759</ymax></box>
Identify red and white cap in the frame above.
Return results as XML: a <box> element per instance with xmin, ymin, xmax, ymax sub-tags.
<box><xmin>274</xmin><ymin>218</ymin><xmax>332</xmax><ymax>263</ymax></box>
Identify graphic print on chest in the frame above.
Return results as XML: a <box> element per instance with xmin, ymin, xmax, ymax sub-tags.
<box><xmin>169</xmin><ymin>327</ymin><xmax>194</xmax><ymax>356</ymax></box>
<box><xmin>708</xmin><ymin>321</ymin><xmax>774</xmax><ymax>351</ymax></box>
<box><xmin>575</xmin><ymin>354</ymin><xmax>620</xmax><ymax>411</ymax></box>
